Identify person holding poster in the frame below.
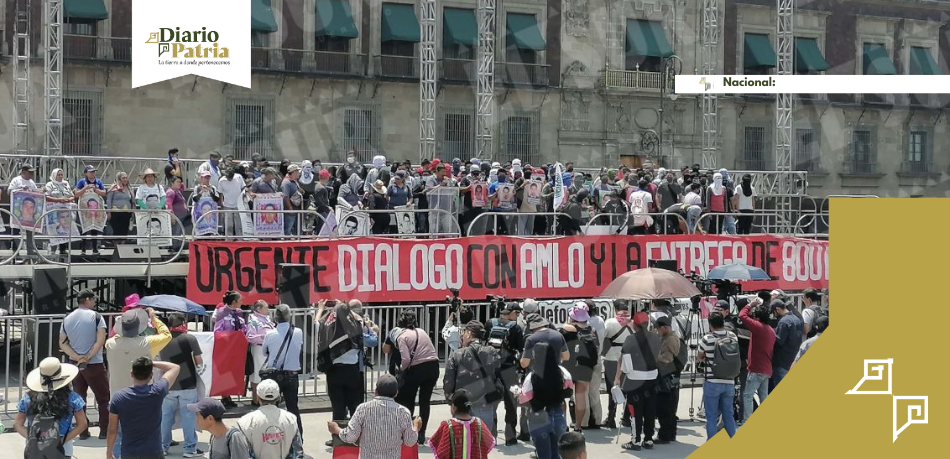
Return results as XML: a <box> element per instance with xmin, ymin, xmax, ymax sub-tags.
<box><xmin>193</xmin><ymin>197</ymin><xmax>219</xmax><ymax>236</ymax></box>
<box><xmin>395</xmin><ymin>206</ymin><xmax>416</xmax><ymax>235</ymax></box>
<box><xmin>517</xmin><ymin>177</ymin><xmax>543</xmax><ymax>236</ymax></box>
<box><xmin>488</xmin><ymin>169</ymin><xmax>516</xmax><ymax>235</ymax></box>
<box><xmin>11</xmin><ymin>192</ymin><xmax>46</xmax><ymax>232</ymax></box>
<box><xmin>46</xmin><ymin>205</ymin><xmax>81</xmax><ymax>249</ymax></box>
<box><xmin>253</xmin><ymin>194</ymin><xmax>284</xmax><ymax>236</ymax></box>
<box><xmin>136</xmin><ymin>212</ymin><xmax>172</xmax><ymax>246</ymax></box>
<box><xmin>190</xmin><ymin>171</ymin><xmax>223</xmax><ymax>235</ymax></box>
<box><xmin>458</xmin><ymin>165</ymin><xmax>486</xmax><ymax>234</ymax></box>
<box><xmin>135</xmin><ymin>169</ymin><xmax>167</xmax><ymax>210</ymax></box>
<box><xmin>74</xmin><ymin>165</ymin><xmax>108</xmax><ymax>254</ymax></box>
<box><xmin>106</xmin><ymin>172</ymin><xmax>135</xmax><ymax>244</ymax></box>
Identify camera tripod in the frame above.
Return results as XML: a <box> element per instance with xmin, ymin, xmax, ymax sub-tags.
<box><xmin>682</xmin><ymin>302</ymin><xmax>708</xmax><ymax>422</ymax></box>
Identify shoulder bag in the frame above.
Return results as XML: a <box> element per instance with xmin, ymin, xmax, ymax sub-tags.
<box><xmin>259</xmin><ymin>324</ymin><xmax>295</xmax><ymax>385</ymax></box>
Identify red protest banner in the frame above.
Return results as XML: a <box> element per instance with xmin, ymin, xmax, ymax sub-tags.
<box><xmin>187</xmin><ymin>235</ymin><xmax>828</xmax><ymax>305</ymax></box>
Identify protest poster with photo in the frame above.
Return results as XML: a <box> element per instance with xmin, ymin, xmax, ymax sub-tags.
<box><xmin>525</xmin><ymin>180</ymin><xmax>543</xmax><ymax>206</ymax></box>
<box><xmin>335</xmin><ymin>208</ymin><xmax>370</xmax><ymax>236</ymax></box>
<box><xmin>10</xmin><ymin>191</ymin><xmax>46</xmax><ymax>231</ymax></box>
<box><xmin>238</xmin><ymin>191</ymin><xmax>256</xmax><ymax>236</ymax></box>
<box><xmin>531</xmin><ymin>171</ymin><xmax>547</xmax><ymax>182</ymax></box>
<box><xmin>495</xmin><ymin>184</ymin><xmax>516</xmax><ymax>210</ymax></box>
<box><xmin>45</xmin><ymin>203</ymin><xmax>80</xmax><ymax>247</ymax></box>
<box><xmin>600</xmin><ymin>186</ymin><xmax>620</xmax><ymax>208</ymax></box>
<box><xmin>136</xmin><ymin>211</ymin><xmax>172</xmax><ymax>246</ymax></box>
<box><xmin>471</xmin><ymin>181</ymin><xmax>488</xmax><ymax>208</ymax></box>
<box><xmin>395</xmin><ymin>205</ymin><xmax>415</xmax><ymax>235</ymax></box>
<box><xmin>78</xmin><ymin>191</ymin><xmax>107</xmax><ymax>233</ymax></box>
<box><xmin>193</xmin><ymin>197</ymin><xmax>219</xmax><ymax>236</ymax></box>
<box><xmin>253</xmin><ymin>193</ymin><xmax>284</xmax><ymax>236</ymax></box>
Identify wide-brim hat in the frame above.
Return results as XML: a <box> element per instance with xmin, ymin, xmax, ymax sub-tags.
<box><xmin>26</xmin><ymin>357</ymin><xmax>79</xmax><ymax>392</ymax></box>
<box><xmin>372</xmin><ymin>180</ymin><xmax>387</xmax><ymax>194</ymax></box>
<box><xmin>114</xmin><ymin>308</ymin><xmax>149</xmax><ymax>337</ymax></box>
<box><xmin>139</xmin><ymin>168</ymin><xmax>157</xmax><ymax>178</ymax></box>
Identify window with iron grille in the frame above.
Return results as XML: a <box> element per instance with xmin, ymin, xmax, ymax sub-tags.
<box><xmin>441</xmin><ymin>112</ymin><xmax>473</xmax><ymax>157</ymax></box>
<box><xmin>742</xmin><ymin>126</ymin><xmax>769</xmax><ymax>170</ymax></box>
<box><xmin>506</xmin><ymin>47</ymin><xmax>537</xmax><ymax>64</ymax></box>
<box><xmin>502</xmin><ymin>112</ymin><xmax>540</xmax><ymax>164</ymax></box>
<box><xmin>793</xmin><ymin>128</ymin><xmax>820</xmax><ymax>171</ymax></box>
<box><xmin>317</xmin><ymin>36</ymin><xmax>350</xmax><ymax>52</ymax></box>
<box><xmin>906</xmin><ymin>129</ymin><xmax>929</xmax><ymax>173</ymax></box>
<box><xmin>226</xmin><ymin>97</ymin><xmax>276</xmax><ymax>159</ymax></box>
<box><xmin>625</xmin><ymin>56</ymin><xmax>661</xmax><ymax>72</ymax></box>
<box><xmin>382</xmin><ymin>41</ymin><xmax>414</xmax><ymax>57</ymax></box>
<box><xmin>850</xmin><ymin>129</ymin><xmax>875</xmax><ymax>174</ymax></box>
<box><xmin>338</xmin><ymin>104</ymin><xmax>381</xmax><ymax>163</ymax></box>
<box><xmin>63</xmin><ymin>90</ymin><xmax>102</xmax><ymax>156</ymax></box>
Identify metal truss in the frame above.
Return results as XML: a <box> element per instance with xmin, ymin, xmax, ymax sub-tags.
<box><xmin>419</xmin><ymin>0</ymin><xmax>437</xmax><ymax>161</ymax></box>
<box><xmin>13</xmin><ymin>0</ymin><xmax>32</xmax><ymax>156</ymax></box>
<box><xmin>44</xmin><ymin>0</ymin><xmax>64</xmax><ymax>156</ymax></box>
<box><xmin>700</xmin><ymin>0</ymin><xmax>719</xmax><ymax>170</ymax></box>
<box><xmin>475</xmin><ymin>0</ymin><xmax>496</xmax><ymax>159</ymax></box>
<box><xmin>775</xmin><ymin>0</ymin><xmax>795</xmax><ymax>230</ymax></box>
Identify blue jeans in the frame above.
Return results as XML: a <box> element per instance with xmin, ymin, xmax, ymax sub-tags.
<box><xmin>470</xmin><ymin>403</ymin><xmax>498</xmax><ymax>435</ymax></box>
<box><xmin>114</xmin><ymin>425</ymin><xmax>122</xmax><ymax>458</ymax></box>
<box><xmin>703</xmin><ymin>381</ymin><xmax>737</xmax><ymax>440</ymax></box>
<box><xmin>772</xmin><ymin>366</ymin><xmax>790</xmax><ymax>389</ymax></box>
<box><xmin>724</xmin><ymin>216</ymin><xmax>737</xmax><ymax>235</ymax></box>
<box><xmin>284</xmin><ymin>215</ymin><xmax>298</xmax><ymax>236</ymax></box>
<box><xmin>527</xmin><ymin>407</ymin><xmax>567</xmax><ymax>459</ymax></box>
<box><xmin>742</xmin><ymin>372</ymin><xmax>769</xmax><ymax>423</ymax></box>
<box><xmin>161</xmin><ymin>388</ymin><xmax>198</xmax><ymax>453</ymax></box>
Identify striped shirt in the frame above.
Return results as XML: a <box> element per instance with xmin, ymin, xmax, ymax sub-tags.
<box><xmin>339</xmin><ymin>396</ymin><xmax>416</xmax><ymax>459</ymax></box>
<box><xmin>699</xmin><ymin>330</ymin><xmax>738</xmax><ymax>384</ymax></box>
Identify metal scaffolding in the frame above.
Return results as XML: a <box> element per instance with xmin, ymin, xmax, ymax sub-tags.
<box><xmin>12</xmin><ymin>0</ymin><xmax>32</xmax><ymax>156</ymax></box>
<box><xmin>475</xmin><ymin>0</ymin><xmax>496</xmax><ymax>159</ymax></box>
<box><xmin>44</xmin><ymin>0</ymin><xmax>65</xmax><ymax>156</ymax></box>
<box><xmin>419</xmin><ymin>0</ymin><xmax>437</xmax><ymax>161</ymax></box>
<box><xmin>700</xmin><ymin>0</ymin><xmax>719</xmax><ymax>170</ymax></box>
<box><xmin>774</xmin><ymin>0</ymin><xmax>795</xmax><ymax>230</ymax></box>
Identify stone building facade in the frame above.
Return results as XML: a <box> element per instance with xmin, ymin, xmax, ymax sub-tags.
<box><xmin>1</xmin><ymin>0</ymin><xmax>949</xmax><ymax>196</ymax></box>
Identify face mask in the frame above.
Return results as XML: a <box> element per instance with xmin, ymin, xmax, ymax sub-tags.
<box><xmin>497</xmin><ymin>176</ymin><xmax>507</xmax><ymax>183</ymax></box>
<box><xmin>347</xmin><ymin>157</ymin><xmax>355</xmax><ymax>164</ymax></box>
<box><xmin>352</xmin><ymin>307</ymin><xmax>363</xmax><ymax>315</ymax></box>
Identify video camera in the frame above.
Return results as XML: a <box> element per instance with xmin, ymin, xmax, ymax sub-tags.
<box><xmin>487</xmin><ymin>294</ymin><xmax>508</xmax><ymax>315</ymax></box>
<box><xmin>446</xmin><ymin>288</ymin><xmax>469</xmax><ymax>325</ymax></box>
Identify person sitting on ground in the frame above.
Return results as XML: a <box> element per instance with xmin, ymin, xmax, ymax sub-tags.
<box><xmin>558</xmin><ymin>431</ymin><xmax>588</xmax><ymax>459</ymax></box>
<box><xmin>328</xmin><ymin>374</ymin><xmax>422</xmax><ymax>459</ymax></box>
<box><xmin>427</xmin><ymin>389</ymin><xmax>496</xmax><ymax>459</ymax></box>
<box><xmin>190</xmin><ymin>398</ymin><xmax>253</xmax><ymax>459</ymax></box>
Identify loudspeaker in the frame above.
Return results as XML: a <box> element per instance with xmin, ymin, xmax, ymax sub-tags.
<box><xmin>33</xmin><ymin>266</ymin><xmax>68</xmax><ymax>315</ymax></box>
<box><xmin>649</xmin><ymin>259</ymin><xmax>679</xmax><ymax>272</ymax></box>
<box><xmin>278</xmin><ymin>263</ymin><xmax>311</xmax><ymax>308</ymax></box>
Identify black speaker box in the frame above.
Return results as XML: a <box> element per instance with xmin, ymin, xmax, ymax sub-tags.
<box><xmin>649</xmin><ymin>259</ymin><xmax>679</xmax><ymax>272</ymax></box>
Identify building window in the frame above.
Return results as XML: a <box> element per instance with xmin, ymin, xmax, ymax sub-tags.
<box><xmin>502</xmin><ymin>112</ymin><xmax>540</xmax><ymax>164</ymax></box>
<box><xmin>793</xmin><ymin>128</ymin><xmax>820</xmax><ymax>171</ymax></box>
<box><xmin>316</xmin><ymin>36</ymin><xmax>350</xmax><ymax>53</ymax></box>
<box><xmin>64</xmin><ymin>22</ymin><xmax>95</xmax><ymax>36</ymax></box>
<box><xmin>741</xmin><ymin>126</ymin><xmax>769</xmax><ymax>170</ymax></box>
<box><xmin>850</xmin><ymin>129</ymin><xmax>875</xmax><ymax>174</ymax></box>
<box><xmin>507</xmin><ymin>48</ymin><xmax>537</xmax><ymax>65</ymax></box>
<box><xmin>624</xmin><ymin>56</ymin><xmax>661</xmax><ymax>73</ymax></box>
<box><xmin>339</xmin><ymin>104</ymin><xmax>381</xmax><ymax>163</ymax></box>
<box><xmin>381</xmin><ymin>41</ymin><xmax>414</xmax><ymax>57</ymax></box>
<box><xmin>63</xmin><ymin>90</ymin><xmax>103</xmax><ymax>156</ymax></box>
<box><xmin>442</xmin><ymin>112</ymin><xmax>473</xmax><ymax>157</ymax></box>
<box><xmin>906</xmin><ymin>130</ymin><xmax>929</xmax><ymax>173</ymax></box>
<box><xmin>227</xmin><ymin>97</ymin><xmax>276</xmax><ymax>158</ymax></box>
<box><xmin>445</xmin><ymin>43</ymin><xmax>474</xmax><ymax>60</ymax></box>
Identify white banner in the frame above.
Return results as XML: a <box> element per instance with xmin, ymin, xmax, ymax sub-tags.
<box><xmin>675</xmin><ymin>75</ymin><xmax>950</xmax><ymax>94</ymax></box>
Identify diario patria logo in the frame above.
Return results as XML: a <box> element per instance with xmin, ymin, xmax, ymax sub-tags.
<box><xmin>146</xmin><ymin>27</ymin><xmax>230</xmax><ymax>60</ymax></box>
<box><xmin>132</xmin><ymin>0</ymin><xmax>250</xmax><ymax>88</ymax></box>
<box><xmin>698</xmin><ymin>76</ymin><xmax>713</xmax><ymax>91</ymax></box>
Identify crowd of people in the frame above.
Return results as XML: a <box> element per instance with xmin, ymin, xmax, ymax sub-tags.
<box><xmin>7</xmin><ymin>283</ymin><xmax>827</xmax><ymax>459</ymax></box>
<box><xmin>3</xmin><ymin>150</ymin><xmax>762</xmax><ymax>253</ymax></box>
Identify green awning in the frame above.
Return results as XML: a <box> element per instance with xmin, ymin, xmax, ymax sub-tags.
<box><xmin>381</xmin><ymin>3</ymin><xmax>420</xmax><ymax>43</ymax></box>
<box><xmin>64</xmin><ymin>0</ymin><xmax>108</xmax><ymax>21</ymax></box>
<box><xmin>744</xmin><ymin>33</ymin><xmax>776</xmax><ymax>68</ymax></box>
<box><xmin>625</xmin><ymin>19</ymin><xmax>674</xmax><ymax>58</ymax></box>
<box><xmin>794</xmin><ymin>37</ymin><xmax>829</xmax><ymax>72</ymax></box>
<box><xmin>316</xmin><ymin>0</ymin><xmax>359</xmax><ymax>39</ymax></box>
<box><xmin>863</xmin><ymin>43</ymin><xmax>896</xmax><ymax>75</ymax></box>
<box><xmin>910</xmin><ymin>46</ymin><xmax>940</xmax><ymax>75</ymax></box>
<box><xmin>506</xmin><ymin>13</ymin><xmax>546</xmax><ymax>51</ymax></box>
<box><xmin>443</xmin><ymin>8</ymin><xmax>477</xmax><ymax>47</ymax></box>
<box><xmin>251</xmin><ymin>0</ymin><xmax>278</xmax><ymax>33</ymax></box>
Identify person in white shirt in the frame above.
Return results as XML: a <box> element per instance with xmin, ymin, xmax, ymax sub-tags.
<box><xmin>196</xmin><ymin>151</ymin><xmax>223</xmax><ymax>186</ymax></box>
<box><xmin>601</xmin><ymin>303</ymin><xmax>632</xmax><ymax>429</ymax></box>
<box><xmin>732</xmin><ymin>174</ymin><xmax>757</xmax><ymax>234</ymax></box>
<box><xmin>627</xmin><ymin>179</ymin><xmax>655</xmax><ymax>235</ymax></box>
<box><xmin>582</xmin><ymin>300</ymin><xmax>606</xmax><ymax>429</ymax></box>
<box><xmin>218</xmin><ymin>165</ymin><xmax>246</xmax><ymax>237</ymax></box>
<box><xmin>9</xmin><ymin>164</ymin><xmax>39</xmax><ymax>192</ymax></box>
<box><xmin>237</xmin><ymin>379</ymin><xmax>303</xmax><ymax>459</ymax></box>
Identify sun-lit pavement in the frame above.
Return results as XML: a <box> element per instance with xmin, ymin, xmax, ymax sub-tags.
<box><xmin>0</xmin><ymin>389</ymin><xmax>711</xmax><ymax>458</ymax></box>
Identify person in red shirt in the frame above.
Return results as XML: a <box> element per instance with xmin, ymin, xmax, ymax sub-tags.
<box><xmin>737</xmin><ymin>298</ymin><xmax>776</xmax><ymax>425</ymax></box>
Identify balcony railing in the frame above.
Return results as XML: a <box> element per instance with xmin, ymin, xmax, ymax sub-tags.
<box><xmin>842</xmin><ymin>158</ymin><xmax>878</xmax><ymax>174</ymax></box>
<box><xmin>496</xmin><ymin>62</ymin><xmax>549</xmax><ymax>86</ymax></box>
<box><xmin>375</xmin><ymin>55</ymin><xmax>419</xmax><ymax>79</ymax></box>
<box><xmin>901</xmin><ymin>160</ymin><xmax>933</xmax><ymax>174</ymax></box>
<box><xmin>63</xmin><ymin>35</ymin><xmax>132</xmax><ymax>62</ymax></box>
<box><xmin>601</xmin><ymin>69</ymin><xmax>672</xmax><ymax>92</ymax></box>
<box><xmin>860</xmin><ymin>94</ymin><xmax>892</xmax><ymax>105</ymax></box>
<box><xmin>736</xmin><ymin>158</ymin><xmax>774</xmax><ymax>171</ymax></box>
<box><xmin>252</xmin><ymin>49</ymin><xmax>366</xmax><ymax>76</ymax></box>
<box><xmin>440</xmin><ymin>59</ymin><xmax>476</xmax><ymax>83</ymax></box>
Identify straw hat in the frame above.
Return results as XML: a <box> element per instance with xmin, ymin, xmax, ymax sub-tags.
<box><xmin>26</xmin><ymin>357</ymin><xmax>79</xmax><ymax>392</ymax></box>
<box><xmin>371</xmin><ymin>180</ymin><xmax>387</xmax><ymax>194</ymax></box>
<box><xmin>139</xmin><ymin>168</ymin><xmax>157</xmax><ymax>178</ymax></box>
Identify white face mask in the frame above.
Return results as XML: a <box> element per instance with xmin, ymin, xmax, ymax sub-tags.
<box><xmin>347</xmin><ymin>156</ymin><xmax>356</xmax><ymax>164</ymax></box>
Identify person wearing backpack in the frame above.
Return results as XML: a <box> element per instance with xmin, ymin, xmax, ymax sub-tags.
<box><xmin>559</xmin><ymin>304</ymin><xmax>600</xmax><ymax>432</ymax></box>
<box><xmin>697</xmin><ymin>312</ymin><xmax>740</xmax><ymax>440</ymax></box>
<box><xmin>654</xmin><ymin>316</ymin><xmax>681</xmax><ymax>443</ymax></box>
<box><xmin>191</xmin><ymin>398</ymin><xmax>253</xmax><ymax>459</ymax></box>
<box><xmin>614</xmin><ymin>311</ymin><xmax>661</xmax><ymax>451</ymax></box>
<box><xmin>487</xmin><ymin>303</ymin><xmax>525</xmax><ymax>445</ymax></box>
<box><xmin>443</xmin><ymin>321</ymin><xmax>505</xmax><ymax>434</ymax></box>
<box><xmin>770</xmin><ymin>300</ymin><xmax>803</xmax><ymax>392</ymax></box>
<box><xmin>737</xmin><ymin>298</ymin><xmax>776</xmax><ymax>425</ymax></box>
<box><xmin>15</xmin><ymin>357</ymin><xmax>87</xmax><ymax>459</ymax></box>
<box><xmin>601</xmin><ymin>303</ymin><xmax>632</xmax><ymax>429</ymax></box>
<box><xmin>801</xmin><ymin>288</ymin><xmax>826</xmax><ymax>339</ymax></box>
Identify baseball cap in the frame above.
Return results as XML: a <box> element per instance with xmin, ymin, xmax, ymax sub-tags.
<box><xmin>84</xmin><ymin>165</ymin><xmax>97</xmax><ymax>173</ymax></box>
<box><xmin>319</xmin><ymin>170</ymin><xmax>331</xmax><ymax>179</ymax></box>
<box><xmin>771</xmin><ymin>289</ymin><xmax>785</xmax><ymax>297</ymax></box>
<box><xmin>633</xmin><ymin>311</ymin><xmax>650</xmax><ymax>327</ymax></box>
<box><xmin>199</xmin><ymin>170</ymin><xmax>212</xmax><ymax>177</ymax></box>
<box><xmin>464</xmin><ymin>320</ymin><xmax>486</xmax><ymax>338</ymax></box>
<box><xmin>715</xmin><ymin>300</ymin><xmax>730</xmax><ymax>311</ymax></box>
<box><xmin>470</xmin><ymin>164</ymin><xmax>480</xmax><ymax>173</ymax></box>
<box><xmin>569</xmin><ymin>303</ymin><xmax>589</xmax><ymax>322</ymax></box>
<box><xmin>77</xmin><ymin>289</ymin><xmax>96</xmax><ymax>301</ymax></box>
<box><xmin>522</xmin><ymin>299</ymin><xmax>539</xmax><ymax>314</ymax></box>
<box><xmin>500</xmin><ymin>302</ymin><xmax>523</xmax><ymax>314</ymax></box>
<box><xmin>654</xmin><ymin>316</ymin><xmax>672</xmax><ymax>328</ymax></box>
<box><xmin>257</xmin><ymin>379</ymin><xmax>281</xmax><ymax>401</ymax></box>
<box><xmin>287</xmin><ymin>164</ymin><xmax>301</xmax><ymax>173</ymax></box>
<box><xmin>770</xmin><ymin>299</ymin><xmax>787</xmax><ymax>311</ymax></box>
<box><xmin>21</xmin><ymin>164</ymin><xmax>35</xmax><ymax>172</ymax></box>
<box><xmin>187</xmin><ymin>398</ymin><xmax>225</xmax><ymax>420</ymax></box>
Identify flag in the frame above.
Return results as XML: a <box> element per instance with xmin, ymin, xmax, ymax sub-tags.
<box><xmin>193</xmin><ymin>331</ymin><xmax>249</xmax><ymax>397</ymax></box>
<box><xmin>553</xmin><ymin>163</ymin><xmax>565</xmax><ymax>210</ymax></box>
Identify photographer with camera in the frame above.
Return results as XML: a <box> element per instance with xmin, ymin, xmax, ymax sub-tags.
<box><xmin>442</xmin><ymin>289</ymin><xmax>472</xmax><ymax>354</ymax></box>
<box><xmin>737</xmin><ymin>297</ymin><xmax>775</xmax><ymax>425</ymax></box>
<box><xmin>443</xmin><ymin>321</ymin><xmax>505</xmax><ymax>434</ymax></box>
<box><xmin>769</xmin><ymin>300</ymin><xmax>802</xmax><ymax>392</ymax></box>
<box><xmin>487</xmin><ymin>299</ymin><xmax>525</xmax><ymax>445</ymax></box>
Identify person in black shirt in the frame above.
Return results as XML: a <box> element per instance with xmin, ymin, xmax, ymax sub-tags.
<box><xmin>312</xmin><ymin>170</ymin><xmax>332</xmax><ymax>234</ymax></box>
<box><xmin>158</xmin><ymin>313</ymin><xmax>205</xmax><ymax>457</ymax></box>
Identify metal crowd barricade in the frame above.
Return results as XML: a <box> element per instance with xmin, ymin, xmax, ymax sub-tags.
<box><xmin>694</xmin><ymin>211</ymin><xmax>783</xmax><ymax>235</ymax></box>
<box><xmin>466</xmin><ymin>211</ymin><xmax>572</xmax><ymax>237</ymax></box>
<box><xmin>28</xmin><ymin>208</ymin><xmax>188</xmax><ymax>285</ymax></box>
<box><xmin>0</xmin><ymin>208</ymin><xmax>28</xmax><ymax>265</ymax></box>
<box><xmin>0</xmin><ymin>154</ymin><xmax>206</xmax><ymax>190</ymax></box>
<box><xmin>338</xmin><ymin>208</ymin><xmax>461</xmax><ymax>238</ymax></box>
<box><xmin>818</xmin><ymin>194</ymin><xmax>876</xmax><ymax>229</ymax></box>
<box><xmin>192</xmin><ymin>208</ymin><xmax>332</xmax><ymax>241</ymax></box>
<box><xmin>795</xmin><ymin>212</ymin><xmax>830</xmax><ymax>239</ymax></box>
